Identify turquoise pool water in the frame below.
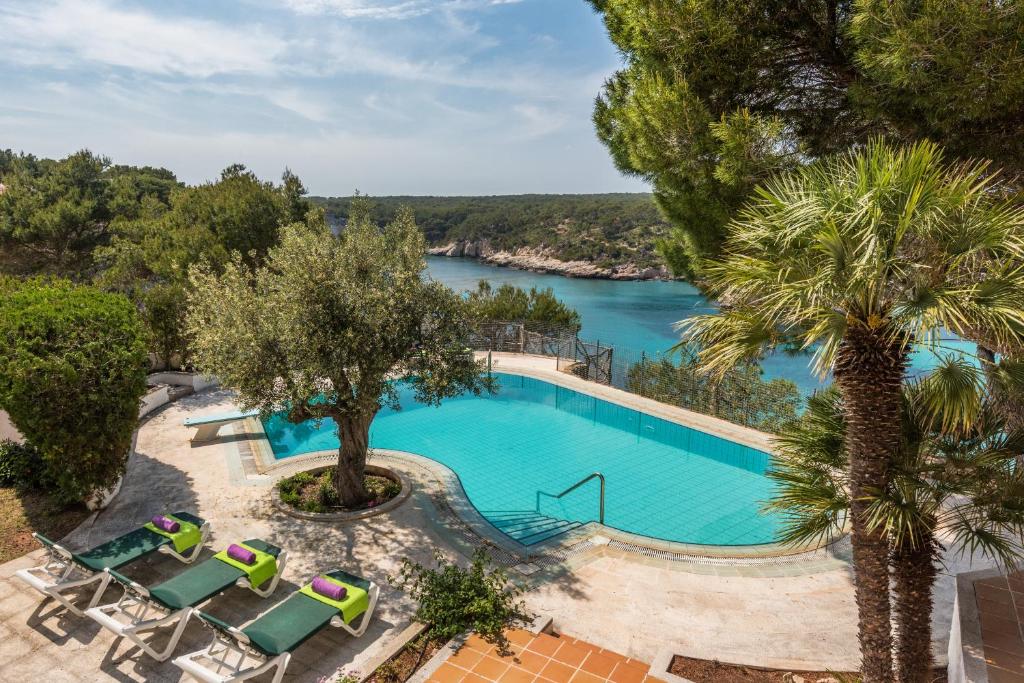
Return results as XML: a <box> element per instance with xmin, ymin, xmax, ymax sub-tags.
<box><xmin>262</xmin><ymin>373</ymin><xmax>779</xmax><ymax>547</ymax></box>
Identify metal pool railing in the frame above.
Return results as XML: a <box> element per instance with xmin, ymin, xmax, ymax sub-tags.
<box><xmin>467</xmin><ymin>321</ymin><xmax>803</xmax><ymax>434</ymax></box>
<box><xmin>536</xmin><ymin>472</ymin><xmax>606</xmax><ymax>525</ymax></box>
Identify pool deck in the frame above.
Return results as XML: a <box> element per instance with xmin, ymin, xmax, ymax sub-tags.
<box><xmin>0</xmin><ymin>361</ymin><xmax>1000</xmax><ymax>680</ymax></box>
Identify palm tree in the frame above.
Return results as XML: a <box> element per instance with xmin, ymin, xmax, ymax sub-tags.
<box><xmin>679</xmin><ymin>140</ymin><xmax>1024</xmax><ymax>681</ymax></box>
<box><xmin>769</xmin><ymin>357</ymin><xmax>1024</xmax><ymax>682</ymax></box>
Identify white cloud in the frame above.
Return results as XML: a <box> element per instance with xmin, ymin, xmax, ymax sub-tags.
<box><xmin>513</xmin><ymin>103</ymin><xmax>569</xmax><ymax>139</ymax></box>
<box><xmin>280</xmin><ymin>0</ymin><xmax>522</xmax><ymax>20</ymax></box>
<box><xmin>0</xmin><ymin>0</ymin><xmax>286</xmax><ymax>77</ymax></box>
<box><xmin>281</xmin><ymin>0</ymin><xmax>435</xmax><ymax>19</ymax></box>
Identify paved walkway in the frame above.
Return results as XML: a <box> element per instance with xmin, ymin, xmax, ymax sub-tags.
<box><xmin>0</xmin><ymin>369</ymin><xmax>996</xmax><ymax>680</ymax></box>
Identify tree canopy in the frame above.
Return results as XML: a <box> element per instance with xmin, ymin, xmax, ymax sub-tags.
<box><xmin>186</xmin><ymin>203</ymin><xmax>489</xmax><ymax>506</ymax></box>
<box><xmin>466</xmin><ymin>281</ymin><xmax>582</xmax><ymax>333</ymax></box>
<box><xmin>588</xmin><ymin>0</ymin><xmax>1024</xmax><ymax>277</ymax></box>
<box><xmin>0</xmin><ymin>150</ymin><xmax>179</xmax><ymax>276</ymax></box>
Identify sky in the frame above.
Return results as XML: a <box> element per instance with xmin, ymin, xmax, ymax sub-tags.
<box><xmin>0</xmin><ymin>0</ymin><xmax>649</xmax><ymax>196</ymax></box>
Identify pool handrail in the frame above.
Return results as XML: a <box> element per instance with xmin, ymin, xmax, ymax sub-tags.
<box><xmin>538</xmin><ymin>472</ymin><xmax>605</xmax><ymax>525</ymax></box>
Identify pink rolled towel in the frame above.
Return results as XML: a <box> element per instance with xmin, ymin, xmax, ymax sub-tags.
<box><xmin>312</xmin><ymin>576</ymin><xmax>347</xmax><ymax>601</ymax></box>
<box><xmin>227</xmin><ymin>543</ymin><xmax>257</xmax><ymax>565</ymax></box>
<box><xmin>151</xmin><ymin>515</ymin><xmax>180</xmax><ymax>533</ymax></box>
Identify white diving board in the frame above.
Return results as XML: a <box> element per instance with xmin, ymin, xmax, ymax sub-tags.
<box><xmin>183</xmin><ymin>410</ymin><xmax>259</xmax><ymax>442</ymax></box>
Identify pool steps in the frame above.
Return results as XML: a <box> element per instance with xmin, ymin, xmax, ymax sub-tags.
<box><xmin>484</xmin><ymin>511</ymin><xmax>584</xmax><ymax>546</ymax></box>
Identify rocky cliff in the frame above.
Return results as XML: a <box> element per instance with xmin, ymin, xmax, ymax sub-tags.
<box><xmin>428</xmin><ymin>240</ymin><xmax>671</xmax><ymax>281</ymax></box>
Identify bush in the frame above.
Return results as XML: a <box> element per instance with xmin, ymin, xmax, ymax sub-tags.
<box><xmin>0</xmin><ymin>440</ymin><xmax>47</xmax><ymax>490</ymax></box>
<box><xmin>0</xmin><ymin>280</ymin><xmax>148</xmax><ymax>503</ymax></box>
<box><xmin>391</xmin><ymin>548</ymin><xmax>532</xmax><ymax>650</ymax></box>
<box><xmin>366</xmin><ymin>474</ymin><xmax>402</xmax><ymax>501</ymax></box>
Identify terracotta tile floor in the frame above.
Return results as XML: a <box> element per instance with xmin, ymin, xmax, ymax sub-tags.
<box><xmin>975</xmin><ymin>572</ymin><xmax>1024</xmax><ymax>682</ymax></box>
<box><xmin>426</xmin><ymin>629</ymin><xmax>666</xmax><ymax>683</ymax></box>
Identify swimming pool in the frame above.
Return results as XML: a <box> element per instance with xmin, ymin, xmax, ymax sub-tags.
<box><xmin>262</xmin><ymin>373</ymin><xmax>780</xmax><ymax>547</ymax></box>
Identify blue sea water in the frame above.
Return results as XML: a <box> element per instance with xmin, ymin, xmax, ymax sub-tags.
<box><xmin>263</xmin><ymin>373</ymin><xmax>778</xmax><ymax>546</ymax></box>
<box><xmin>426</xmin><ymin>256</ymin><xmax>976</xmax><ymax>396</ymax></box>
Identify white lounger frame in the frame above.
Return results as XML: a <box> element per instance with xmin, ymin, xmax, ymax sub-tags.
<box><xmin>174</xmin><ymin>580</ymin><xmax>380</xmax><ymax>683</ymax></box>
<box><xmin>85</xmin><ymin>549</ymin><xmax>289</xmax><ymax>662</ymax></box>
<box><xmin>14</xmin><ymin>523</ymin><xmax>210</xmax><ymax>616</ymax></box>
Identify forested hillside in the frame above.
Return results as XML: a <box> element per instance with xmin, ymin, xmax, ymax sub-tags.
<box><xmin>311</xmin><ymin>194</ymin><xmax>670</xmax><ymax>271</ymax></box>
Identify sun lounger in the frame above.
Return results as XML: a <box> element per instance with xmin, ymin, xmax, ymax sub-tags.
<box><xmin>14</xmin><ymin>511</ymin><xmax>210</xmax><ymax>615</ymax></box>
<box><xmin>173</xmin><ymin>569</ymin><xmax>379</xmax><ymax>683</ymax></box>
<box><xmin>85</xmin><ymin>539</ymin><xmax>288</xmax><ymax>661</ymax></box>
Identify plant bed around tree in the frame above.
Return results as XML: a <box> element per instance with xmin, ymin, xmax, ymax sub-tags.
<box><xmin>272</xmin><ymin>464</ymin><xmax>411</xmax><ymax>522</ymax></box>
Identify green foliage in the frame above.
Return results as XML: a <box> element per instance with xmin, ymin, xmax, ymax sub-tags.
<box><xmin>392</xmin><ymin>548</ymin><xmax>532</xmax><ymax>647</ymax></box>
<box><xmin>97</xmin><ymin>165</ymin><xmax>313</xmax><ymax>367</ymax></box>
<box><xmin>770</xmin><ymin>358</ymin><xmax>1024</xmax><ymax>566</ymax></box>
<box><xmin>138</xmin><ymin>283</ymin><xmax>190</xmax><ymax>370</ymax></box>
<box><xmin>0</xmin><ymin>150</ymin><xmax>179</xmax><ymax>276</ymax></box>
<box><xmin>0</xmin><ymin>280</ymin><xmax>148</xmax><ymax>503</ymax></box>
<box><xmin>366</xmin><ymin>473</ymin><xmax>402</xmax><ymax>501</ymax></box>
<box><xmin>187</xmin><ymin>207</ymin><xmax>489</xmax><ymax>505</ymax></box>
<box><xmin>680</xmin><ymin>140</ymin><xmax>1024</xmax><ymax>378</ymax></box>
<box><xmin>313</xmin><ymin>193</ymin><xmax>670</xmax><ymax>270</ymax></box>
<box><xmin>588</xmin><ymin>0</ymin><xmax>1024</xmax><ymax>276</ymax></box>
<box><xmin>0</xmin><ymin>440</ymin><xmax>47</xmax><ymax>490</ymax></box>
<box><xmin>626</xmin><ymin>353</ymin><xmax>800</xmax><ymax>433</ymax></box>
<box><xmin>467</xmin><ymin>281</ymin><xmax>581</xmax><ymax>333</ymax></box>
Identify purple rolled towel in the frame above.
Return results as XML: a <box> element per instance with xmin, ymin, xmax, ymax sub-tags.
<box><xmin>151</xmin><ymin>515</ymin><xmax>180</xmax><ymax>533</ymax></box>
<box><xmin>312</xmin><ymin>576</ymin><xmax>347</xmax><ymax>601</ymax></box>
<box><xmin>227</xmin><ymin>543</ymin><xmax>257</xmax><ymax>565</ymax></box>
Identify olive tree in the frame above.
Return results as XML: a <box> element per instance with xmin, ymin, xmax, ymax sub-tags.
<box><xmin>186</xmin><ymin>203</ymin><xmax>489</xmax><ymax>507</ymax></box>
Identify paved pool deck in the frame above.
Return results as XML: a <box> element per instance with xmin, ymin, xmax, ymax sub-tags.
<box><xmin>0</xmin><ymin>356</ymin><xmax>999</xmax><ymax>679</ymax></box>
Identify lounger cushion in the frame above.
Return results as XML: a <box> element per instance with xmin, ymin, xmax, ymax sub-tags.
<box><xmin>243</xmin><ymin>570</ymin><xmax>373</xmax><ymax>657</ymax></box>
<box><xmin>149</xmin><ymin>539</ymin><xmax>281</xmax><ymax>610</ymax></box>
<box><xmin>74</xmin><ymin>511</ymin><xmax>205</xmax><ymax>572</ymax></box>
<box><xmin>243</xmin><ymin>593</ymin><xmax>345</xmax><ymax>656</ymax></box>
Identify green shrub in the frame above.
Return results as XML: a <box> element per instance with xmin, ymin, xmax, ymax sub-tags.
<box><xmin>391</xmin><ymin>548</ymin><xmax>532</xmax><ymax>649</ymax></box>
<box><xmin>0</xmin><ymin>280</ymin><xmax>148</xmax><ymax>503</ymax></box>
<box><xmin>366</xmin><ymin>475</ymin><xmax>401</xmax><ymax>501</ymax></box>
<box><xmin>316</xmin><ymin>478</ymin><xmax>339</xmax><ymax>508</ymax></box>
<box><xmin>0</xmin><ymin>440</ymin><xmax>47</xmax><ymax>489</ymax></box>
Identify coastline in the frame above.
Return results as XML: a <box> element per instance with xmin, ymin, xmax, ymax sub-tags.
<box><xmin>427</xmin><ymin>240</ymin><xmax>673</xmax><ymax>281</ymax></box>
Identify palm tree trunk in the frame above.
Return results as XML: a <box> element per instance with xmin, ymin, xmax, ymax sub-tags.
<box><xmin>834</xmin><ymin>323</ymin><xmax>909</xmax><ymax>683</ymax></box>
<box><xmin>334</xmin><ymin>411</ymin><xmax>374</xmax><ymax>508</ymax></box>
<box><xmin>892</xmin><ymin>534</ymin><xmax>939</xmax><ymax>683</ymax></box>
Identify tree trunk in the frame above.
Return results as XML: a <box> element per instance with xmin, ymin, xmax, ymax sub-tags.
<box><xmin>833</xmin><ymin>322</ymin><xmax>909</xmax><ymax>683</ymax></box>
<box><xmin>333</xmin><ymin>411</ymin><xmax>374</xmax><ymax>508</ymax></box>
<box><xmin>892</xmin><ymin>534</ymin><xmax>939</xmax><ymax>683</ymax></box>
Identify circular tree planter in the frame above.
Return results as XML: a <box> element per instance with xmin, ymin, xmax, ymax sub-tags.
<box><xmin>271</xmin><ymin>464</ymin><xmax>412</xmax><ymax>522</ymax></box>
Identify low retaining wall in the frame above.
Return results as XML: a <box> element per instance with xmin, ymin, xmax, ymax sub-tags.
<box><xmin>148</xmin><ymin>371</ymin><xmax>218</xmax><ymax>393</ymax></box>
<box><xmin>139</xmin><ymin>385</ymin><xmax>171</xmax><ymax>418</ymax></box>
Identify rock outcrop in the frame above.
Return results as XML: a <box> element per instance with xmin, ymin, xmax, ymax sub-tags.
<box><xmin>427</xmin><ymin>240</ymin><xmax>671</xmax><ymax>281</ymax></box>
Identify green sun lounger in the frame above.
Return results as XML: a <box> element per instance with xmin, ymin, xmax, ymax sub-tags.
<box><xmin>14</xmin><ymin>511</ymin><xmax>210</xmax><ymax>615</ymax></box>
<box><xmin>174</xmin><ymin>569</ymin><xmax>380</xmax><ymax>683</ymax></box>
<box><xmin>85</xmin><ymin>539</ymin><xmax>288</xmax><ymax>662</ymax></box>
